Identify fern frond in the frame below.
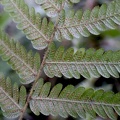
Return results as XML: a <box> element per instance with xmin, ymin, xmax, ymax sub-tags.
<box><xmin>0</xmin><ymin>73</ymin><xmax>26</xmax><ymax>119</ymax></box>
<box><xmin>35</xmin><ymin>0</ymin><xmax>80</xmax><ymax>17</ymax></box>
<box><xmin>44</xmin><ymin>43</ymin><xmax>120</xmax><ymax>79</ymax></box>
<box><xmin>30</xmin><ymin>79</ymin><xmax>120</xmax><ymax>120</ymax></box>
<box><xmin>69</xmin><ymin>0</ymin><xmax>80</xmax><ymax>3</ymax></box>
<box><xmin>1</xmin><ymin>0</ymin><xmax>54</xmax><ymax>50</ymax></box>
<box><xmin>56</xmin><ymin>0</ymin><xmax>120</xmax><ymax>40</ymax></box>
<box><xmin>0</xmin><ymin>31</ymin><xmax>40</xmax><ymax>84</ymax></box>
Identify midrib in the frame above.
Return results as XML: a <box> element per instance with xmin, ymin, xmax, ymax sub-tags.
<box><xmin>58</xmin><ymin>12</ymin><xmax>120</xmax><ymax>29</ymax></box>
<box><xmin>45</xmin><ymin>61</ymin><xmax>120</xmax><ymax>65</ymax></box>
<box><xmin>32</xmin><ymin>97</ymin><xmax>120</xmax><ymax>107</ymax></box>
<box><xmin>10</xmin><ymin>0</ymin><xmax>49</xmax><ymax>42</ymax></box>
<box><xmin>0</xmin><ymin>40</ymin><xmax>37</xmax><ymax>75</ymax></box>
<box><xmin>0</xmin><ymin>87</ymin><xmax>22</xmax><ymax>110</ymax></box>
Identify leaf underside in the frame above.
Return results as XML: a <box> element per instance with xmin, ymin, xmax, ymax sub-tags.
<box><xmin>44</xmin><ymin>43</ymin><xmax>120</xmax><ymax>79</ymax></box>
<box><xmin>0</xmin><ymin>73</ymin><xmax>26</xmax><ymax>119</ymax></box>
<box><xmin>0</xmin><ymin>0</ymin><xmax>120</xmax><ymax>120</ymax></box>
<box><xmin>35</xmin><ymin>0</ymin><xmax>81</xmax><ymax>17</ymax></box>
<box><xmin>0</xmin><ymin>31</ymin><xmax>40</xmax><ymax>84</ymax></box>
<box><xmin>30</xmin><ymin>79</ymin><xmax>120</xmax><ymax>120</ymax></box>
<box><xmin>1</xmin><ymin>0</ymin><xmax>55</xmax><ymax>50</ymax></box>
<box><xmin>56</xmin><ymin>0</ymin><xmax>120</xmax><ymax>41</ymax></box>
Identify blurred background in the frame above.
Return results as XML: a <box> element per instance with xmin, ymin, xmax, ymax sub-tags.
<box><xmin>0</xmin><ymin>0</ymin><xmax>120</xmax><ymax>120</ymax></box>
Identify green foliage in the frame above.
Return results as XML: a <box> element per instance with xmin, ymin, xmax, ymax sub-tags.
<box><xmin>0</xmin><ymin>0</ymin><xmax>120</xmax><ymax>120</ymax></box>
<box><xmin>0</xmin><ymin>31</ymin><xmax>40</xmax><ymax>84</ymax></box>
<box><xmin>0</xmin><ymin>12</ymin><xmax>9</xmax><ymax>28</ymax></box>
<box><xmin>0</xmin><ymin>73</ymin><xmax>26</xmax><ymax>119</ymax></box>
<box><xmin>1</xmin><ymin>0</ymin><xmax>55</xmax><ymax>50</ymax></box>
<box><xmin>56</xmin><ymin>0</ymin><xmax>120</xmax><ymax>41</ymax></box>
<box><xmin>44</xmin><ymin>42</ymin><xmax>120</xmax><ymax>79</ymax></box>
<box><xmin>30</xmin><ymin>79</ymin><xmax>120</xmax><ymax>120</ymax></box>
<box><xmin>35</xmin><ymin>0</ymin><xmax>80</xmax><ymax>17</ymax></box>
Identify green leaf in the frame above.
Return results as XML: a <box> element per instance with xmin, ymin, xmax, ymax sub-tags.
<box><xmin>0</xmin><ymin>73</ymin><xmax>27</xmax><ymax>119</ymax></box>
<box><xmin>30</xmin><ymin>79</ymin><xmax>120</xmax><ymax>120</ymax></box>
<box><xmin>56</xmin><ymin>0</ymin><xmax>120</xmax><ymax>40</ymax></box>
<box><xmin>44</xmin><ymin>42</ymin><xmax>120</xmax><ymax>79</ymax></box>
<box><xmin>1</xmin><ymin>0</ymin><xmax>55</xmax><ymax>50</ymax></box>
<box><xmin>35</xmin><ymin>0</ymin><xmax>80</xmax><ymax>17</ymax></box>
<box><xmin>0</xmin><ymin>31</ymin><xmax>40</xmax><ymax>84</ymax></box>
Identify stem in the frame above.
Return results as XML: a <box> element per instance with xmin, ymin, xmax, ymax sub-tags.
<box><xmin>18</xmin><ymin>44</ymin><xmax>52</xmax><ymax>120</ymax></box>
<box><xmin>18</xmin><ymin>3</ymin><xmax>65</xmax><ymax>119</ymax></box>
<box><xmin>18</xmin><ymin>20</ymin><xmax>57</xmax><ymax>120</ymax></box>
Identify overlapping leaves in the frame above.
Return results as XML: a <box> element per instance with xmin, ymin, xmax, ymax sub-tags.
<box><xmin>35</xmin><ymin>0</ymin><xmax>80</xmax><ymax>17</ymax></box>
<box><xmin>56</xmin><ymin>0</ymin><xmax>120</xmax><ymax>41</ymax></box>
<box><xmin>1</xmin><ymin>0</ymin><xmax>54</xmax><ymax>50</ymax></box>
<box><xmin>44</xmin><ymin>43</ymin><xmax>120</xmax><ymax>79</ymax></box>
<box><xmin>30</xmin><ymin>79</ymin><xmax>120</xmax><ymax>120</ymax></box>
<box><xmin>0</xmin><ymin>31</ymin><xmax>40</xmax><ymax>84</ymax></box>
<box><xmin>0</xmin><ymin>73</ymin><xmax>26</xmax><ymax>119</ymax></box>
<box><xmin>0</xmin><ymin>0</ymin><xmax>120</xmax><ymax>120</ymax></box>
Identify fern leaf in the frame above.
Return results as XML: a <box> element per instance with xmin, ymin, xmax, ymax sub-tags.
<box><xmin>0</xmin><ymin>31</ymin><xmax>40</xmax><ymax>84</ymax></box>
<box><xmin>35</xmin><ymin>0</ymin><xmax>63</xmax><ymax>18</ymax></box>
<box><xmin>35</xmin><ymin>0</ymin><xmax>80</xmax><ymax>18</ymax></box>
<box><xmin>44</xmin><ymin>43</ymin><xmax>120</xmax><ymax>79</ymax></box>
<box><xmin>1</xmin><ymin>0</ymin><xmax>54</xmax><ymax>50</ymax></box>
<box><xmin>70</xmin><ymin>0</ymin><xmax>80</xmax><ymax>3</ymax></box>
<box><xmin>30</xmin><ymin>79</ymin><xmax>120</xmax><ymax>120</ymax></box>
<box><xmin>56</xmin><ymin>0</ymin><xmax>120</xmax><ymax>40</ymax></box>
<box><xmin>0</xmin><ymin>73</ymin><xmax>27</xmax><ymax>119</ymax></box>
